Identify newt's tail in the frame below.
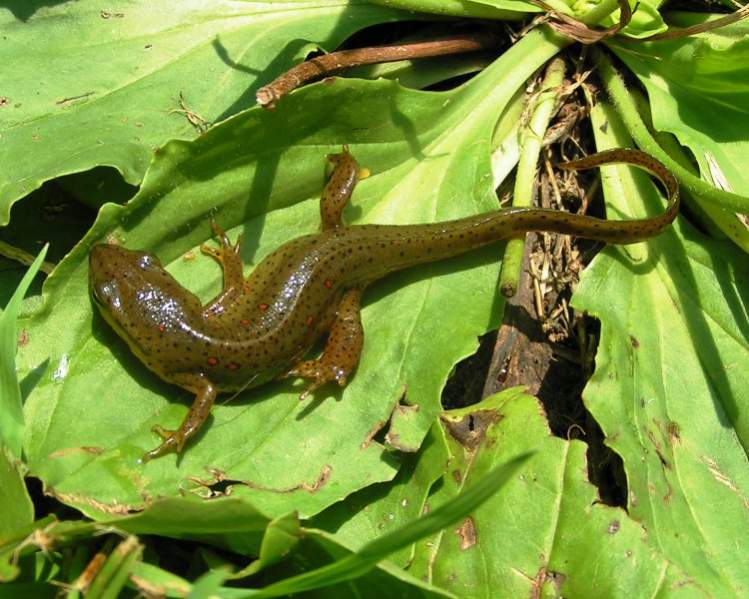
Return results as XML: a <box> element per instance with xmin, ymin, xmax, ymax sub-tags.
<box><xmin>464</xmin><ymin>147</ymin><xmax>679</xmax><ymax>245</ymax></box>
<box><xmin>344</xmin><ymin>148</ymin><xmax>679</xmax><ymax>281</ymax></box>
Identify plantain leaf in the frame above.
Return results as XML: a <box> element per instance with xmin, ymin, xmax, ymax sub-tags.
<box><xmin>571</xmin><ymin>99</ymin><xmax>749</xmax><ymax>597</ymax></box>
<box><xmin>409</xmin><ymin>389</ymin><xmax>697</xmax><ymax>597</ymax></box>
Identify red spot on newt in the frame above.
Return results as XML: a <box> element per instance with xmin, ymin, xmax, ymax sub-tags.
<box><xmin>240</xmin><ymin>319</ymin><xmax>250</xmax><ymax>326</ymax></box>
<box><xmin>226</xmin><ymin>362</ymin><xmax>239</xmax><ymax>371</ymax></box>
<box><xmin>207</xmin><ymin>357</ymin><xmax>218</xmax><ymax>366</ymax></box>
<box><xmin>324</xmin><ymin>279</ymin><xmax>333</xmax><ymax>289</ymax></box>
<box><xmin>259</xmin><ymin>303</ymin><xmax>269</xmax><ymax>311</ymax></box>
<box><xmin>306</xmin><ymin>315</ymin><xmax>314</xmax><ymax>327</ymax></box>
<box><xmin>158</xmin><ymin>323</ymin><xmax>166</xmax><ymax>333</ymax></box>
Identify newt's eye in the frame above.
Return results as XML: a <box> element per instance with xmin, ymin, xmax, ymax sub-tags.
<box><xmin>92</xmin><ymin>282</ymin><xmax>120</xmax><ymax>309</ymax></box>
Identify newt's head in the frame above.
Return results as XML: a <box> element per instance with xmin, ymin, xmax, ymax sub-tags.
<box><xmin>89</xmin><ymin>244</ymin><xmax>201</xmax><ymax>361</ymax></box>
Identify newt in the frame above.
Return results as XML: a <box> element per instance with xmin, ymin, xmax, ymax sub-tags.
<box><xmin>89</xmin><ymin>147</ymin><xmax>678</xmax><ymax>462</ymax></box>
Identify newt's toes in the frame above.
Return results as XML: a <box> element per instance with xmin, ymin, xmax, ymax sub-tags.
<box><xmin>298</xmin><ymin>380</ymin><xmax>324</xmax><ymax>401</ymax></box>
<box><xmin>140</xmin><ymin>426</ymin><xmax>185</xmax><ymax>462</ymax></box>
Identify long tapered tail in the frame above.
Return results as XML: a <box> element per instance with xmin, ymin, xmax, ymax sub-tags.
<box><xmin>455</xmin><ymin>147</ymin><xmax>679</xmax><ymax>245</ymax></box>
<box><xmin>347</xmin><ymin>148</ymin><xmax>679</xmax><ymax>280</ymax></box>
<box><xmin>552</xmin><ymin>147</ymin><xmax>679</xmax><ymax>242</ymax></box>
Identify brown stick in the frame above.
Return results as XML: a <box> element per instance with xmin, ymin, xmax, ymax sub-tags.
<box><xmin>256</xmin><ymin>32</ymin><xmax>500</xmax><ymax>109</ymax></box>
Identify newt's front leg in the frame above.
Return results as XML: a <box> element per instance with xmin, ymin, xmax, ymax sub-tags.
<box><xmin>140</xmin><ymin>377</ymin><xmax>218</xmax><ymax>462</ymax></box>
<box><xmin>289</xmin><ymin>287</ymin><xmax>364</xmax><ymax>400</ymax></box>
<box><xmin>201</xmin><ymin>220</ymin><xmax>244</xmax><ymax>316</ymax></box>
<box><xmin>320</xmin><ymin>147</ymin><xmax>368</xmax><ymax>230</ymax></box>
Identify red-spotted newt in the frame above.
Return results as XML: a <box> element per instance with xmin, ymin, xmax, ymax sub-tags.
<box><xmin>89</xmin><ymin>147</ymin><xmax>678</xmax><ymax>462</ymax></box>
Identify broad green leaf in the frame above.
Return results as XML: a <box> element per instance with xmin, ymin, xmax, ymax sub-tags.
<box><xmin>610</xmin><ymin>13</ymin><xmax>749</xmax><ymax>212</ymax></box>
<box><xmin>113</xmin><ymin>496</ymin><xmax>270</xmax><ymax>537</ymax></box>
<box><xmin>615</xmin><ymin>0</ymin><xmax>666</xmax><ymax>38</ymax></box>
<box><xmin>571</xmin><ymin>101</ymin><xmax>749</xmax><ymax>597</ymax></box>
<box><xmin>581</xmin><ymin>0</ymin><xmax>666</xmax><ymax>39</ymax></box>
<box><xmin>18</xmin><ymin>28</ymin><xmax>565</xmax><ymax>519</ymax></box>
<box><xmin>409</xmin><ymin>389</ymin><xmax>695</xmax><ymax>597</ymax></box>
<box><xmin>0</xmin><ymin>0</ymin><xmax>401</xmax><ymax>224</ymax></box>
<box><xmin>310</xmin><ymin>423</ymin><xmax>449</xmax><ymax>567</ymax></box>
<box><xmin>0</xmin><ymin>448</ymin><xmax>33</xmax><ymax>544</ymax></box>
<box><xmin>0</xmin><ymin>245</ymin><xmax>47</xmax><ymax>457</ymax></box>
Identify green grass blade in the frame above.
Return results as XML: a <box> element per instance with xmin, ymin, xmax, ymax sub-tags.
<box><xmin>0</xmin><ymin>245</ymin><xmax>47</xmax><ymax>457</ymax></box>
<box><xmin>252</xmin><ymin>453</ymin><xmax>532</xmax><ymax>598</ymax></box>
<box><xmin>85</xmin><ymin>536</ymin><xmax>142</xmax><ymax>599</ymax></box>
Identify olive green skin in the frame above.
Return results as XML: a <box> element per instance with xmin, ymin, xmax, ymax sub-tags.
<box><xmin>89</xmin><ymin>218</ymin><xmax>550</xmax><ymax>392</ymax></box>
<box><xmin>88</xmin><ymin>148</ymin><xmax>678</xmax><ymax>460</ymax></box>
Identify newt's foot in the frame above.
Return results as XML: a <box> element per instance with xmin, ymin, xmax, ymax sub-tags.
<box><xmin>140</xmin><ymin>425</ymin><xmax>186</xmax><ymax>463</ymax></box>
<box><xmin>287</xmin><ymin>287</ymin><xmax>363</xmax><ymax>400</ymax></box>
<box><xmin>139</xmin><ymin>382</ymin><xmax>217</xmax><ymax>463</ymax></box>
<box><xmin>288</xmin><ymin>361</ymin><xmax>349</xmax><ymax>401</ymax></box>
<box><xmin>201</xmin><ymin>219</ymin><xmax>242</xmax><ymax>262</ymax></box>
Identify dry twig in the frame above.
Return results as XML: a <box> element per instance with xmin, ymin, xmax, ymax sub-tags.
<box><xmin>256</xmin><ymin>32</ymin><xmax>500</xmax><ymax>108</ymax></box>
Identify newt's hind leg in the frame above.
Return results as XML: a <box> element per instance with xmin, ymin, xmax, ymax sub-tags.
<box><xmin>289</xmin><ymin>287</ymin><xmax>364</xmax><ymax>400</ymax></box>
<box><xmin>201</xmin><ymin>219</ymin><xmax>245</xmax><ymax>316</ymax></box>
<box><xmin>320</xmin><ymin>147</ymin><xmax>369</xmax><ymax>230</ymax></box>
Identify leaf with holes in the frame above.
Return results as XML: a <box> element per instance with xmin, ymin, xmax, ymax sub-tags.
<box><xmin>570</xmin><ymin>99</ymin><xmax>749</xmax><ymax>597</ymax></box>
<box><xmin>408</xmin><ymin>389</ymin><xmax>695</xmax><ymax>597</ymax></box>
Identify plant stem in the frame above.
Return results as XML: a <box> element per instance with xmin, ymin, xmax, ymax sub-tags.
<box><xmin>596</xmin><ymin>49</ymin><xmax>749</xmax><ymax>214</ymax></box>
<box><xmin>85</xmin><ymin>537</ymin><xmax>141</xmax><ymax>599</ymax></box>
<box><xmin>0</xmin><ymin>239</ymin><xmax>55</xmax><ymax>274</ymax></box>
<box><xmin>579</xmin><ymin>0</ymin><xmax>622</xmax><ymax>25</ymax></box>
<box><xmin>499</xmin><ymin>57</ymin><xmax>566</xmax><ymax>298</ymax></box>
<box><xmin>630</xmin><ymin>90</ymin><xmax>749</xmax><ymax>251</ymax></box>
